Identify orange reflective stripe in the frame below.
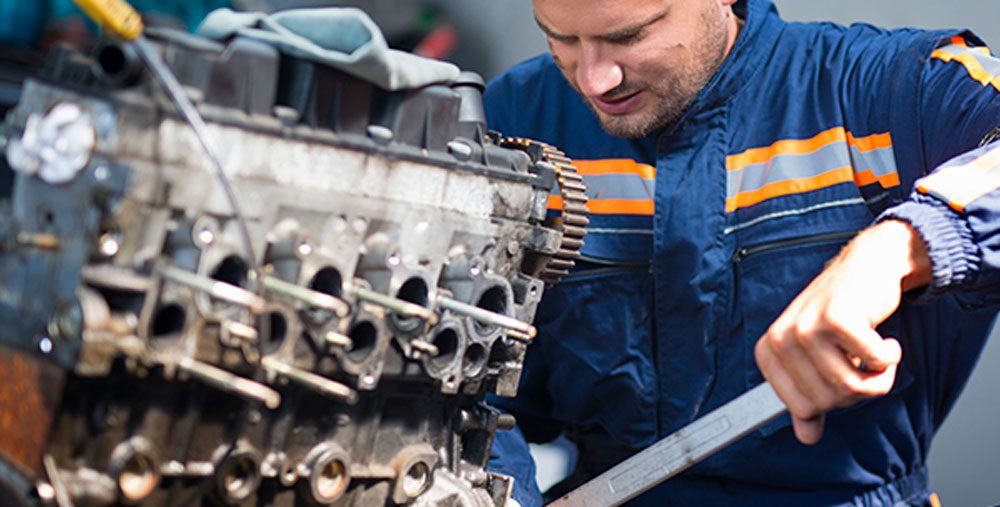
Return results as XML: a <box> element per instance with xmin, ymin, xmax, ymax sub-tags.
<box><xmin>932</xmin><ymin>47</ymin><xmax>1000</xmax><ymax>92</ymax></box>
<box><xmin>729</xmin><ymin>127</ymin><xmax>892</xmax><ymax>170</ymax></box>
<box><xmin>929</xmin><ymin>492</ymin><xmax>942</xmax><ymax>507</ymax></box>
<box><xmin>853</xmin><ymin>169</ymin><xmax>900</xmax><ymax>187</ymax></box>
<box><xmin>548</xmin><ymin>195</ymin><xmax>653</xmax><ymax>215</ymax></box>
<box><xmin>547</xmin><ymin>194</ymin><xmax>563</xmax><ymax>210</ymax></box>
<box><xmin>725</xmin><ymin>166</ymin><xmax>854</xmax><ymax>212</ymax></box>
<box><xmin>947</xmin><ymin>34</ymin><xmax>989</xmax><ymax>55</ymax></box>
<box><xmin>727</xmin><ymin>127</ymin><xmax>847</xmax><ymax>171</ymax></box>
<box><xmin>574</xmin><ymin>159</ymin><xmax>656</xmax><ymax>179</ymax></box>
<box><xmin>951</xmin><ymin>34</ymin><xmax>992</xmax><ymax>56</ymax></box>
<box><xmin>917</xmin><ymin>145</ymin><xmax>1000</xmax><ymax>212</ymax></box>
<box><xmin>846</xmin><ymin>131</ymin><xmax>892</xmax><ymax>153</ymax></box>
<box><xmin>729</xmin><ymin>128</ymin><xmax>891</xmax><ymax>171</ymax></box>
<box><xmin>588</xmin><ymin>199</ymin><xmax>654</xmax><ymax>214</ymax></box>
<box><xmin>726</xmin><ymin>127</ymin><xmax>896</xmax><ymax>211</ymax></box>
<box><xmin>548</xmin><ymin>159</ymin><xmax>655</xmax><ymax>215</ymax></box>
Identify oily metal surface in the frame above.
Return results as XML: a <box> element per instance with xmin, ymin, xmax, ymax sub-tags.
<box><xmin>0</xmin><ymin>28</ymin><xmax>583</xmax><ymax>506</ymax></box>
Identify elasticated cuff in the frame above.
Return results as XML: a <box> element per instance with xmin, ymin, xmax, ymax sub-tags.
<box><xmin>876</xmin><ymin>192</ymin><xmax>980</xmax><ymax>303</ymax></box>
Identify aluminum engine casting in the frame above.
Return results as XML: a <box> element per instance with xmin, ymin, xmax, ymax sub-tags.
<box><xmin>0</xmin><ymin>27</ymin><xmax>586</xmax><ymax>506</ymax></box>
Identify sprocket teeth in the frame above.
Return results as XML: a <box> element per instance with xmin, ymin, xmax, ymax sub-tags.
<box><xmin>500</xmin><ymin>137</ymin><xmax>590</xmax><ymax>286</ymax></box>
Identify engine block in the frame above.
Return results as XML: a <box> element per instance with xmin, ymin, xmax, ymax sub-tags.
<box><xmin>0</xmin><ymin>27</ymin><xmax>582</xmax><ymax>506</ymax></box>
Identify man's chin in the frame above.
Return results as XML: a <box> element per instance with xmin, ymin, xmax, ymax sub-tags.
<box><xmin>581</xmin><ymin>94</ymin><xmax>675</xmax><ymax>138</ymax></box>
<box><xmin>597</xmin><ymin>113</ymin><xmax>661</xmax><ymax>138</ymax></box>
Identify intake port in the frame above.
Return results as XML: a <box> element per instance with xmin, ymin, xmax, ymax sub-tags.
<box><xmin>473</xmin><ymin>285</ymin><xmax>508</xmax><ymax>335</ymax></box>
<box><xmin>462</xmin><ymin>343</ymin><xmax>487</xmax><ymax>378</ymax></box>
<box><xmin>346</xmin><ymin>321</ymin><xmax>378</xmax><ymax>363</ymax></box>
<box><xmin>489</xmin><ymin>338</ymin><xmax>512</xmax><ymax>361</ymax></box>
<box><xmin>149</xmin><ymin>303</ymin><xmax>185</xmax><ymax>339</ymax></box>
<box><xmin>304</xmin><ymin>267</ymin><xmax>343</xmax><ymax>324</ymax></box>
<box><xmin>390</xmin><ymin>277</ymin><xmax>429</xmax><ymax>333</ymax></box>
<box><xmin>260</xmin><ymin>311</ymin><xmax>288</xmax><ymax>355</ymax></box>
<box><xmin>426</xmin><ymin>326</ymin><xmax>460</xmax><ymax>374</ymax></box>
<box><xmin>309</xmin><ymin>267</ymin><xmax>343</xmax><ymax>298</ymax></box>
<box><xmin>211</xmin><ymin>256</ymin><xmax>249</xmax><ymax>289</ymax></box>
<box><xmin>208</xmin><ymin>255</ymin><xmax>252</xmax><ymax>311</ymax></box>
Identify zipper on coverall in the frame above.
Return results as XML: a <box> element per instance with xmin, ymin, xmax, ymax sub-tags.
<box><xmin>731</xmin><ymin>229</ymin><xmax>859</xmax><ymax>263</ymax></box>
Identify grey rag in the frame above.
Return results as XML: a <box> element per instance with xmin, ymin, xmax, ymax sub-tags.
<box><xmin>196</xmin><ymin>7</ymin><xmax>460</xmax><ymax>90</ymax></box>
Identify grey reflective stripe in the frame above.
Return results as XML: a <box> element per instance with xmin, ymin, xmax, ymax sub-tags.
<box><xmin>724</xmin><ymin>197</ymin><xmax>866</xmax><ymax>235</ymax></box>
<box><xmin>582</xmin><ymin>172</ymin><xmax>655</xmax><ymax>201</ymax></box>
<box><xmin>849</xmin><ymin>143</ymin><xmax>897</xmax><ymax>181</ymax></box>
<box><xmin>938</xmin><ymin>41</ymin><xmax>1000</xmax><ymax>77</ymax></box>
<box><xmin>916</xmin><ymin>141</ymin><xmax>1000</xmax><ymax>209</ymax></box>
<box><xmin>727</xmin><ymin>138</ymin><xmax>897</xmax><ymax>203</ymax></box>
<box><xmin>727</xmin><ymin>142</ymin><xmax>850</xmax><ymax>198</ymax></box>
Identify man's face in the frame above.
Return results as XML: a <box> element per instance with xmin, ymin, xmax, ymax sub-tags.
<box><xmin>533</xmin><ymin>0</ymin><xmax>739</xmax><ymax>138</ymax></box>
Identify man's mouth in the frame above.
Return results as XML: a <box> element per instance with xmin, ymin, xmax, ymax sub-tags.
<box><xmin>590</xmin><ymin>90</ymin><xmax>644</xmax><ymax>115</ymax></box>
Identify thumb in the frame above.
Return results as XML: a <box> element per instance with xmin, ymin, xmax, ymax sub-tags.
<box><xmin>845</xmin><ymin>329</ymin><xmax>902</xmax><ymax>372</ymax></box>
<box><xmin>862</xmin><ymin>336</ymin><xmax>902</xmax><ymax>372</ymax></box>
<box><xmin>792</xmin><ymin>414</ymin><xmax>825</xmax><ymax>445</ymax></box>
<box><xmin>878</xmin><ymin>337</ymin><xmax>902</xmax><ymax>366</ymax></box>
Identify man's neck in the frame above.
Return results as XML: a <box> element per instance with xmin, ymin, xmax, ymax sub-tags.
<box><xmin>724</xmin><ymin>7</ymin><xmax>745</xmax><ymax>59</ymax></box>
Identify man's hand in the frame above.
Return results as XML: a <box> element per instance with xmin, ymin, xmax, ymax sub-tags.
<box><xmin>754</xmin><ymin>220</ymin><xmax>932</xmax><ymax>444</ymax></box>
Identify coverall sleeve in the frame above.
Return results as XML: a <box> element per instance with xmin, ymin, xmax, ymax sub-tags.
<box><xmin>489</xmin><ymin>426</ymin><xmax>543</xmax><ymax>507</ymax></box>
<box><xmin>877</xmin><ymin>34</ymin><xmax>1000</xmax><ymax>304</ymax></box>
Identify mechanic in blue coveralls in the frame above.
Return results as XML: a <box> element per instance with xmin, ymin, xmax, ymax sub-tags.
<box><xmin>484</xmin><ymin>0</ymin><xmax>1000</xmax><ymax>505</ymax></box>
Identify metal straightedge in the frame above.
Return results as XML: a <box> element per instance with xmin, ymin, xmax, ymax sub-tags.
<box><xmin>548</xmin><ymin>382</ymin><xmax>787</xmax><ymax>506</ymax></box>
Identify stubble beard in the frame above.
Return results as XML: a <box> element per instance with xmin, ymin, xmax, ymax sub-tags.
<box><xmin>584</xmin><ymin>8</ymin><xmax>730</xmax><ymax>138</ymax></box>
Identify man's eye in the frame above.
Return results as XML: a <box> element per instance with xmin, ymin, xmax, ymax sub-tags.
<box><xmin>610</xmin><ymin>31</ymin><xmax>643</xmax><ymax>45</ymax></box>
<box><xmin>548</xmin><ymin>35</ymin><xmax>577</xmax><ymax>45</ymax></box>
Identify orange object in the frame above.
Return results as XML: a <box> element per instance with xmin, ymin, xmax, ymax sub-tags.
<box><xmin>0</xmin><ymin>345</ymin><xmax>65</xmax><ymax>476</ymax></box>
<box><xmin>71</xmin><ymin>0</ymin><xmax>144</xmax><ymax>41</ymax></box>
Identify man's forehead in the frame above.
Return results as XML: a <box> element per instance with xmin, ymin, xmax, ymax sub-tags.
<box><xmin>532</xmin><ymin>0</ymin><xmax>672</xmax><ymax>37</ymax></box>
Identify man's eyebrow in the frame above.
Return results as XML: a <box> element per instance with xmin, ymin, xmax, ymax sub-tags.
<box><xmin>598</xmin><ymin>9</ymin><xmax>668</xmax><ymax>41</ymax></box>
<box><xmin>533</xmin><ymin>15</ymin><xmax>569</xmax><ymax>40</ymax></box>
<box><xmin>534</xmin><ymin>9</ymin><xmax>669</xmax><ymax>42</ymax></box>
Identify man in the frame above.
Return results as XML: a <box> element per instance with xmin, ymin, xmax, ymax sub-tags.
<box><xmin>484</xmin><ymin>0</ymin><xmax>1000</xmax><ymax>505</ymax></box>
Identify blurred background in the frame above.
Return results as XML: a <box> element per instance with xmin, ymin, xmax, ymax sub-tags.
<box><xmin>0</xmin><ymin>0</ymin><xmax>997</xmax><ymax>504</ymax></box>
<box><xmin>3</xmin><ymin>0</ymin><xmax>996</xmax><ymax>92</ymax></box>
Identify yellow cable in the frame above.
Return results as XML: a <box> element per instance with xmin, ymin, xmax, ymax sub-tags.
<box><xmin>71</xmin><ymin>0</ymin><xmax>144</xmax><ymax>41</ymax></box>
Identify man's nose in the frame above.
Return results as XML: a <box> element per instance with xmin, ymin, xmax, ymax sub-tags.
<box><xmin>576</xmin><ymin>44</ymin><xmax>623</xmax><ymax>97</ymax></box>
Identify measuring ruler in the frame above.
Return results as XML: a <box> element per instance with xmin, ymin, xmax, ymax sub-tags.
<box><xmin>547</xmin><ymin>382</ymin><xmax>787</xmax><ymax>506</ymax></box>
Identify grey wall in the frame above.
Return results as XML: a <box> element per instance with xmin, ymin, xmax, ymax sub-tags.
<box><xmin>777</xmin><ymin>0</ymin><xmax>999</xmax><ymax>49</ymax></box>
<box><xmin>424</xmin><ymin>0</ymin><xmax>546</xmax><ymax>81</ymax></box>
<box><xmin>430</xmin><ymin>0</ymin><xmax>1000</xmax><ymax>503</ymax></box>
<box><xmin>928</xmin><ymin>324</ymin><xmax>1000</xmax><ymax>505</ymax></box>
<box><xmin>434</xmin><ymin>0</ymin><xmax>1000</xmax><ymax>79</ymax></box>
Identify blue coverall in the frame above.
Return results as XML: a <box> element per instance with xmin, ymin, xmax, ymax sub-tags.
<box><xmin>484</xmin><ymin>0</ymin><xmax>1000</xmax><ymax>505</ymax></box>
